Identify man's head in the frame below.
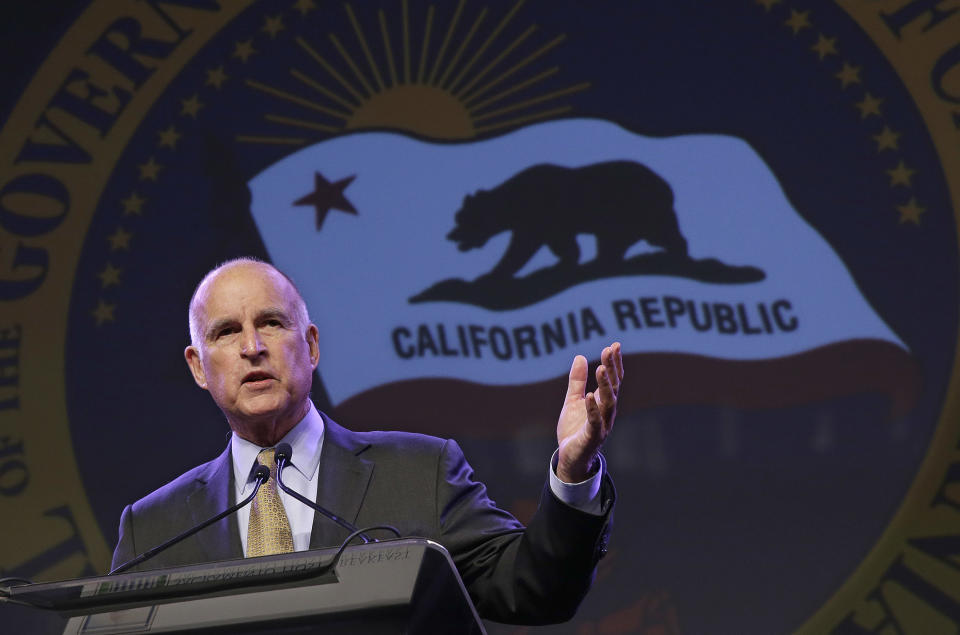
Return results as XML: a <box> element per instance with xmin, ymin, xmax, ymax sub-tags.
<box><xmin>184</xmin><ymin>258</ymin><xmax>319</xmax><ymax>446</ymax></box>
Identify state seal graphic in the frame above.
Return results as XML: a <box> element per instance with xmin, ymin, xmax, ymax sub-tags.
<box><xmin>2</xmin><ymin>2</ymin><xmax>959</xmax><ymax>633</ymax></box>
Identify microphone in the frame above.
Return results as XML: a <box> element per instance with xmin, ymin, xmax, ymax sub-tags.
<box><xmin>273</xmin><ymin>442</ymin><xmax>381</xmax><ymax>544</ymax></box>
<box><xmin>110</xmin><ymin>464</ymin><xmax>271</xmax><ymax>575</ymax></box>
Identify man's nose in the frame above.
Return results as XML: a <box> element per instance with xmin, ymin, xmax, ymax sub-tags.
<box><xmin>239</xmin><ymin>328</ymin><xmax>266</xmax><ymax>357</ymax></box>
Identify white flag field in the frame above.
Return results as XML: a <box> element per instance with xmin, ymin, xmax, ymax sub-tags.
<box><xmin>248</xmin><ymin>119</ymin><xmax>918</xmax><ymax>431</ymax></box>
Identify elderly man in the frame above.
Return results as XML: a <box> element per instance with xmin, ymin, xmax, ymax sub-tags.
<box><xmin>112</xmin><ymin>258</ymin><xmax>622</xmax><ymax>624</ymax></box>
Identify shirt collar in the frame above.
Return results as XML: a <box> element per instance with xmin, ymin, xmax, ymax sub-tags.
<box><xmin>232</xmin><ymin>402</ymin><xmax>325</xmax><ymax>496</ymax></box>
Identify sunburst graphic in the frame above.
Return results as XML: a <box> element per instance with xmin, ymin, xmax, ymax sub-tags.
<box><xmin>239</xmin><ymin>0</ymin><xmax>588</xmax><ymax>143</ymax></box>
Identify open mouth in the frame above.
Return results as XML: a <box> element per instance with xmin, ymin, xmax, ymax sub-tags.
<box><xmin>242</xmin><ymin>371</ymin><xmax>275</xmax><ymax>385</ymax></box>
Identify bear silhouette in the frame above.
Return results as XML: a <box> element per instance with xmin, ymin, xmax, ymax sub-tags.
<box><xmin>446</xmin><ymin>160</ymin><xmax>688</xmax><ymax>279</ymax></box>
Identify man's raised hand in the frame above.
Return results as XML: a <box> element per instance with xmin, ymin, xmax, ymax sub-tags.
<box><xmin>556</xmin><ymin>342</ymin><xmax>623</xmax><ymax>483</ymax></box>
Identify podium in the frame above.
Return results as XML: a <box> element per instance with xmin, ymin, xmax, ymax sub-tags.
<box><xmin>5</xmin><ymin>538</ymin><xmax>485</xmax><ymax>634</ymax></box>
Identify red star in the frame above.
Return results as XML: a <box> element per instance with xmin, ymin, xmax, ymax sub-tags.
<box><xmin>293</xmin><ymin>172</ymin><xmax>358</xmax><ymax>230</ymax></box>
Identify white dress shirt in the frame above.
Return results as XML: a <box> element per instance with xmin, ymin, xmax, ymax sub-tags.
<box><xmin>231</xmin><ymin>403</ymin><xmax>604</xmax><ymax>555</ymax></box>
<box><xmin>232</xmin><ymin>405</ymin><xmax>324</xmax><ymax>554</ymax></box>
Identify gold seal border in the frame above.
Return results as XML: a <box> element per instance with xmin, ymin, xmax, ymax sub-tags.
<box><xmin>0</xmin><ymin>0</ymin><xmax>256</xmax><ymax>579</ymax></box>
<box><xmin>798</xmin><ymin>1</ymin><xmax>960</xmax><ymax>632</ymax></box>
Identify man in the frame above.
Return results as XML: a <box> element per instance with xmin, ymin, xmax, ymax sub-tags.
<box><xmin>112</xmin><ymin>258</ymin><xmax>622</xmax><ymax>624</ymax></box>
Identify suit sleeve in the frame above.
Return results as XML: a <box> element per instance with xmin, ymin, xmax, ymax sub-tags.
<box><xmin>435</xmin><ymin>439</ymin><xmax>615</xmax><ymax>625</ymax></box>
<box><xmin>111</xmin><ymin>504</ymin><xmax>137</xmax><ymax>572</ymax></box>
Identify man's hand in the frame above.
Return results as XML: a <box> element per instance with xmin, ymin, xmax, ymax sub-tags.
<box><xmin>556</xmin><ymin>342</ymin><xmax>623</xmax><ymax>483</ymax></box>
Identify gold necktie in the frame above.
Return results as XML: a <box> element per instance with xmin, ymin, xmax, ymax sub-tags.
<box><xmin>247</xmin><ymin>448</ymin><xmax>294</xmax><ymax>557</ymax></box>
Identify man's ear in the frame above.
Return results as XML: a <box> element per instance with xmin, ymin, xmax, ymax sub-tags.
<box><xmin>306</xmin><ymin>324</ymin><xmax>320</xmax><ymax>369</ymax></box>
<box><xmin>184</xmin><ymin>346</ymin><xmax>208</xmax><ymax>389</ymax></box>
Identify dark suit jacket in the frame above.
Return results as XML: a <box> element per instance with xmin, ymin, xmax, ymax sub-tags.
<box><xmin>112</xmin><ymin>412</ymin><xmax>615</xmax><ymax>624</ymax></box>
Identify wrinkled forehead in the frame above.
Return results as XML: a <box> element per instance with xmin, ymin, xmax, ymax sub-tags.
<box><xmin>193</xmin><ymin>263</ymin><xmax>296</xmax><ymax>322</ymax></box>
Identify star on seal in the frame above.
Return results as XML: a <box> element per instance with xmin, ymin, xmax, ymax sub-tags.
<box><xmin>293</xmin><ymin>172</ymin><xmax>358</xmax><ymax>230</ymax></box>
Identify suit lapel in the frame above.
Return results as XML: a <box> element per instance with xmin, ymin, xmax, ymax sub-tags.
<box><xmin>186</xmin><ymin>442</ymin><xmax>243</xmax><ymax>561</ymax></box>
<box><xmin>309</xmin><ymin>415</ymin><xmax>374</xmax><ymax>549</ymax></box>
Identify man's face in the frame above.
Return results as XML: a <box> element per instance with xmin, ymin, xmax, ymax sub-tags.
<box><xmin>184</xmin><ymin>263</ymin><xmax>319</xmax><ymax>440</ymax></box>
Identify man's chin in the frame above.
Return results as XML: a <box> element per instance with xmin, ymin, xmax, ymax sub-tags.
<box><xmin>239</xmin><ymin>402</ymin><xmax>287</xmax><ymax>421</ymax></box>
<box><xmin>229</xmin><ymin>396</ymin><xmax>307</xmax><ymax>434</ymax></box>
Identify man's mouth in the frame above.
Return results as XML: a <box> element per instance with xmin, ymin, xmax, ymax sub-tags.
<box><xmin>242</xmin><ymin>371</ymin><xmax>275</xmax><ymax>385</ymax></box>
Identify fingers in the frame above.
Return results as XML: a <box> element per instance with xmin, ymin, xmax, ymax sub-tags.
<box><xmin>600</xmin><ymin>341</ymin><xmax>623</xmax><ymax>391</ymax></box>
<box><xmin>566</xmin><ymin>354</ymin><xmax>588</xmax><ymax>399</ymax></box>
<box><xmin>584</xmin><ymin>391</ymin><xmax>604</xmax><ymax>440</ymax></box>
<box><xmin>611</xmin><ymin>341</ymin><xmax>624</xmax><ymax>382</ymax></box>
<box><xmin>595</xmin><ymin>365</ymin><xmax>613</xmax><ymax>406</ymax></box>
<box><xmin>594</xmin><ymin>343</ymin><xmax>621</xmax><ymax>429</ymax></box>
<box><xmin>567</xmin><ymin>344</ymin><xmax>622</xmax><ymax>405</ymax></box>
<box><xmin>594</xmin><ymin>366</ymin><xmax>617</xmax><ymax>427</ymax></box>
<box><xmin>596</xmin><ymin>343</ymin><xmax>621</xmax><ymax>396</ymax></box>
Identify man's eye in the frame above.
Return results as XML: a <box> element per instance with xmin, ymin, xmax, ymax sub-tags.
<box><xmin>216</xmin><ymin>327</ymin><xmax>237</xmax><ymax>338</ymax></box>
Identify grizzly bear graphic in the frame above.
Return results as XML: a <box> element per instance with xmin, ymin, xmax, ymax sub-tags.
<box><xmin>411</xmin><ymin>160</ymin><xmax>762</xmax><ymax>310</ymax></box>
<box><xmin>446</xmin><ymin>160</ymin><xmax>689</xmax><ymax>279</ymax></box>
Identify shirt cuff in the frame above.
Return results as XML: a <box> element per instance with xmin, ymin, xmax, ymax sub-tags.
<box><xmin>548</xmin><ymin>450</ymin><xmax>605</xmax><ymax>516</ymax></box>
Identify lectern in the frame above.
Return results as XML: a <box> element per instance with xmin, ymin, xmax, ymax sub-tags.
<box><xmin>4</xmin><ymin>538</ymin><xmax>485</xmax><ymax>634</ymax></box>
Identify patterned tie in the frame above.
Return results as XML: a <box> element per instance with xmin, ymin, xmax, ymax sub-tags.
<box><xmin>246</xmin><ymin>447</ymin><xmax>294</xmax><ymax>557</ymax></box>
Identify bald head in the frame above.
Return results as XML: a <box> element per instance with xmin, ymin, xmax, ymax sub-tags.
<box><xmin>188</xmin><ymin>258</ymin><xmax>310</xmax><ymax>349</ymax></box>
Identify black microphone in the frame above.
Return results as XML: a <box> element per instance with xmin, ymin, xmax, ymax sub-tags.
<box><xmin>273</xmin><ymin>442</ymin><xmax>380</xmax><ymax>544</ymax></box>
<box><xmin>110</xmin><ymin>465</ymin><xmax>271</xmax><ymax>575</ymax></box>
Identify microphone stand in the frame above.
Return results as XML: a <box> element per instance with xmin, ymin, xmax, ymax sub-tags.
<box><xmin>273</xmin><ymin>443</ymin><xmax>375</xmax><ymax>543</ymax></box>
<box><xmin>110</xmin><ymin>465</ymin><xmax>271</xmax><ymax>575</ymax></box>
